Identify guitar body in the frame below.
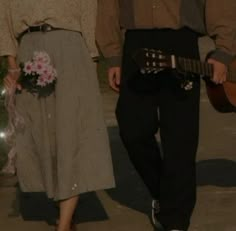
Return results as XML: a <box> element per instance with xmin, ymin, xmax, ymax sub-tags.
<box><xmin>205</xmin><ymin>60</ymin><xmax>236</xmax><ymax>113</ymax></box>
<box><xmin>205</xmin><ymin>81</ymin><xmax>236</xmax><ymax>112</ymax></box>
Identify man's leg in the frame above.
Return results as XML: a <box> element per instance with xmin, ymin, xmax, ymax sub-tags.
<box><xmin>153</xmin><ymin>28</ymin><xmax>201</xmax><ymax>231</ymax></box>
<box><xmin>116</xmin><ymin>28</ymin><xmax>200</xmax><ymax>231</ymax></box>
<box><xmin>116</xmin><ymin>30</ymin><xmax>163</xmax><ymax>200</ymax></box>
<box><xmin>116</xmin><ymin>83</ymin><xmax>162</xmax><ymax>199</ymax></box>
<box><xmin>157</xmin><ymin>74</ymin><xmax>200</xmax><ymax>230</ymax></box>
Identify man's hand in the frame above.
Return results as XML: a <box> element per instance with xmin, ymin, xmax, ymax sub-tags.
<box><xmin>207</xmin><ymin>58</ymin><xmax>227</xmax><ymax>84</ymax></box>
<box><xmin>108</xmin><ymin>67</ymin><xmax>121</xmax><ymax>92</ymax></box>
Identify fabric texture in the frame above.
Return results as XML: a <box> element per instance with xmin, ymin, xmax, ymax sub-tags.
<box><xmin>0</xmin><ymin>0</ymin><xmax>98</xmax><ymax>57</ymax></box>
<box><xmin>15</xmin><ymin>31</ymin><xmax>115</xmax><ymax>200</ymax></box>
<box><xmin>96</xmin><ymin>0</ymin><xmax>236</xmax><ymax>66</ymax></box>
<box><xmin>115</xmin><ymin>28</ymin><xmax>200</xmax><ymax>230</ymax></box>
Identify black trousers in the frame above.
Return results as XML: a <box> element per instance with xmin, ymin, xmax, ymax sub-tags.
<box><xmin>116</xmin><ymin>28</ymin><xmax>201</xmax><ymax>230</ymax></box>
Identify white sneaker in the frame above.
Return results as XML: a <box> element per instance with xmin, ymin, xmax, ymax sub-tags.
<box><xmin>151</xmin><ymin>199</ymin><xmax>160</xmax><ymax>227</ymax></box>
<box><xmin>169</xmin><ymin>230</ymin><xmax>184</xmax><ymax>231</ymax></box>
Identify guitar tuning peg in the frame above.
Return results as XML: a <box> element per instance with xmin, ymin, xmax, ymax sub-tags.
<box><xmin>140</xmin><ymin>69</ymin><xmax>146</xmax><ymax>74</ymax></box>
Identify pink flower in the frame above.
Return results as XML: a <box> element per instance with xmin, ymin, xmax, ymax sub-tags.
<box><xmin>42</xmin><ymin>65</ymin><xmax>53</xmax><ymax>76</ymax></box>
<box><xmin>52</xmin><ymin>69</ymin><xmax>57</xmax><ymax>78</ymax></box>
<box><xmin>33</xmin><ymin>51</ymin><xmax>51</xmax><ymax>64</ymax></box>
<box><xmin>45</xmin><ymin>74</ymin><xmax>55</xmax><ymax>84</ymax></box>
<box><xmin>33</xmin><ymin>61</ymin><xmax>46</xmax><ymax>75</ymax></box>
<box><xmin>23</xmin><ymin>61</ymin><xmax>34</xmax><ymax>75</ymax></box>
<box><xmin>36</xmin><ymin>75</ymin><xmax>48</xmax><ymax>87</ymax></box>
<box><xmin>20</xmin><ymin>51</ymin><xmax>57</xmax><ymax>97</ymax></box>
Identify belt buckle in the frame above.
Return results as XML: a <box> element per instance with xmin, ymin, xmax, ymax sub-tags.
<box><xmin>41</xmin><ymin>24</ymin><xmax>52</xmax><ymax>33</ymax></box>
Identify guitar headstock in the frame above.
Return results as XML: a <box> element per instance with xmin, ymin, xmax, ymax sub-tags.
<box><xmin>132</xmin><ymin>48</ymin><xmax>175</xmax><ymax>74</ymax></box>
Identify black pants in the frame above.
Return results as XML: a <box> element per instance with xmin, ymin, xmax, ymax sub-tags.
<box><xmin>116</xmin><ymin>28</ymin><xmax>201</xmax><ymax>230</ymax></box>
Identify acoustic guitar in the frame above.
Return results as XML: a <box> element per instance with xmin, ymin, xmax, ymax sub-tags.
<box><xmin>132</xmin><ymin>48</ymin><xmax>236</xmax><ymax>113</ymax></box>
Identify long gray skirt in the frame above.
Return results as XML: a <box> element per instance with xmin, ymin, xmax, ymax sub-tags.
<box><xmin>16</xmin><ymin>31</ymin><xmax>115</xmax><ymax>200</ymax></box>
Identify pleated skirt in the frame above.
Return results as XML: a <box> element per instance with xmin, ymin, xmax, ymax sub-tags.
<box><xmin>16</xmin><ymin>30</ymin><xmax>115</xmax><ymax>200</ymax></box>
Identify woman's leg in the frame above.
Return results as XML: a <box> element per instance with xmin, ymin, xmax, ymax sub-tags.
<box><xmin>57</xmin><ymin>196</ymin><xmax>79</xmax><ymax>231</ymax></box>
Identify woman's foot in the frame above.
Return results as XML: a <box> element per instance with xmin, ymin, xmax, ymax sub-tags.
<box><xmin>55</xmin><ymin>223</ymin><xmax>76</xmax><ymax>231</ymax></box>
<box><xmin>55</xmin><ymin>227</ymin><xmax>72</xmax><ymax>231</ymax></box>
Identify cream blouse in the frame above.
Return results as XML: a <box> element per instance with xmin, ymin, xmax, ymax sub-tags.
<box><xmin>0</xmin><ymin>0</ymin><xmax>98</xmax><ymax>58</ymax></box>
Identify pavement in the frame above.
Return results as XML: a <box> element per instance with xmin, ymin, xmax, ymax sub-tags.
<box><xmin>1</xmin><ymin>37</ymin><xmax>236</xmax><ymax>231</ymax></box>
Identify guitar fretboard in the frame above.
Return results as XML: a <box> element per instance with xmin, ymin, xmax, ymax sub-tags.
<box><xmin>177</xmin><ymin>57</ymin><xmax>236</xmax><ymax>82</ymax></box>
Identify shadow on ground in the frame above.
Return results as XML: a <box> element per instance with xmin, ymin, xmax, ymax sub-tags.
<box><xmin>197</xmin><ymin>158</ymin><xmax>236</xmax><ymax>187</ymax></box>
<box><xmin>107</xmin><ymin>126</ymin><xmax>236</xmax><ymax>216</ymax></box>
<box><xmin>4</xmin><ymin>126</ymin><xmax>236</xmax><ymax>224</ymax></box>
<box><xmin>107</xmin><ymin>127</ymin><xmax>152</xmax><ymax>215</ymax></box>
<box><xmin>9</xmin><ymin>188</ymin><xmax>108</xmax><ymax>225</ymax></box>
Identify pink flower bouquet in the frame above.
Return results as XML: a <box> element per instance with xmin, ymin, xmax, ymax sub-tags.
<box><xmin>18</xmin><ymin>51</ymin><xmax>57</xmax><ymax>97</ymax></box>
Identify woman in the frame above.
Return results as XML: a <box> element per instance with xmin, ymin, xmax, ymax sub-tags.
<box><xmin>0</xmin><ymin>1</ymin><xmax>115</xmax><ymax>231</ymax></box>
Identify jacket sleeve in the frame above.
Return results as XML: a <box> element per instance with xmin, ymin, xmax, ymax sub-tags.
<box><xmin>80</xmin><ymin>0</ymin><xmax>99</xmax><ymax>58</ymax></box>
<box><xmin>96</xmin><ymin>0</ymin><xmax>122</xmax><ymax>67</ymax></box>
<box><xmin>0</xmin><ymin>1</ymin><xmax>18</xmax><ymax>57</ymax></box>
<box><xmin>205</xmin><ymin>0</ymin><xmax>236</xmax><ymax>65</ymax></box>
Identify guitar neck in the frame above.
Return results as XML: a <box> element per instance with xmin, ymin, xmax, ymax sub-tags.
<box><xmin>132</xmin><ymin>48</ymin><xmax>236</xmax><ymax>82</ymax></box>
<box><xmin>177</xmin><ymin>57</ymin><xmax>212</xmax><ymax>76</ymax></box>
<box><xmin>177</xmin><ymin>57</ymin><xmax>236</xmax><ymax>82</ymax></box>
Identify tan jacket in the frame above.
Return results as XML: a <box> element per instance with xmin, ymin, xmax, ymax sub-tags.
<box><xmin>0</xmin><ymin>0</ymin><xmax>98</xmax><ymax>58</ymax></box>
<box><xmin>96</xmin><ymin>0</ymin><xmax>236</xmax><ymax>66</ymax></box>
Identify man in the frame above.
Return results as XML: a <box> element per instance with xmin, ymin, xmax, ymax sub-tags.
<box><xmin>96</xmin><ymin>1</ymin><xmax>236</xmax><ymax>230</ymax></box>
